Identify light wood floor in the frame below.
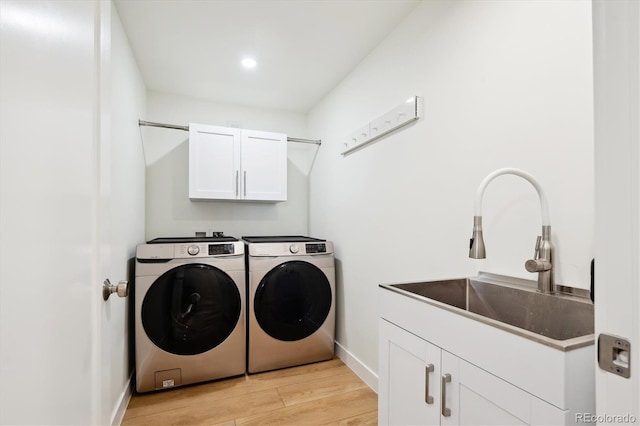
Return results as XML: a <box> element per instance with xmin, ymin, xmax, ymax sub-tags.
<box><xmin>122</xmin><ymin>358</ymin><xmax>378</xmax><ymax>425</ymax></box>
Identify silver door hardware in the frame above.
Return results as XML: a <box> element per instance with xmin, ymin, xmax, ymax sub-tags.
<box><xmin>103</xmin><ymin>279</ymin><xmax>129</xmax><ymax>301</ymax></box>
<box><xmin>425</xmin><ymin>364</ymin><xmax>434</xmax><ymax>404</ymax></box>
<box><xmin>441</xmin><ymin>373</ymin><xmax>452</xmax><ymax>417</ymax></box>
<box><xmin>598</xmin><ymin>333</ymin><xmax>631</xmax><ymax>378</ymax></box>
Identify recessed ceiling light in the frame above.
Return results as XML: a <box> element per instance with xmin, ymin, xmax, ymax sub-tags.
<box><xmin>241</xmin><ymin>58</ymin><xmax>257</xmax><ymax>69</ymax></box>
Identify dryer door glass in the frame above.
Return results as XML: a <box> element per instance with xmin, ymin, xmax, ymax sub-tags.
<box><xmin>254</xmin><ymin>260</ymin><xmax>332</xmax><ymax>341</ymax></box>
<box><xmin>142</xmin><ymin>264</ymin><xmax>241</xmax><ymax>355</ymax></box>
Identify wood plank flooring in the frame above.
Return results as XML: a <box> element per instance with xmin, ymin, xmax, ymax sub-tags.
<box><xmin>122</xmin><ymin>359</ymin><xmax>378</xmax><ymax>426</ymax></box>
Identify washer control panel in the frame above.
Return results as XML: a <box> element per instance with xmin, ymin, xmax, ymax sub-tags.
<box><xmin>136</xmin><ymin>241</ymin><xmax>244</xmax><ymax>260</ymax></box>
<box><xmin>175</xmin><ymin>242</ymin><xmax>239</xmax><ymax>258</ymax></box>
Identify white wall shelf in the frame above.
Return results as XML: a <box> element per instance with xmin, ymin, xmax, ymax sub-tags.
<box><xmin>341</xmin><ymin>96</ymin><xmax>421</xmax><ymax>155</ymax></box>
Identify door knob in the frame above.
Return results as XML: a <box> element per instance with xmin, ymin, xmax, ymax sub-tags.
<box><xmin>103</xmin><ymin>279</ymin><xmax>129</xmax><ymax>301</ymax></box>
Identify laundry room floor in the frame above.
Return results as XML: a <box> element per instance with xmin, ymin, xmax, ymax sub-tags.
<box><xmin>121</xmin><ymin>358</ymin><xmax>378</xmax><ymax>425</ymax></box>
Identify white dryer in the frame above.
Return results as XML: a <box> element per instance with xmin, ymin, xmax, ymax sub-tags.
<box><xmin>134</xmin><ymin>237</ymin><xmax>245</xmax><ymax>393</ymax></box>
<box><xmin>243</xmin><ymin>236</ymin><xmax>335</xmax><ymax>373</ymax></box>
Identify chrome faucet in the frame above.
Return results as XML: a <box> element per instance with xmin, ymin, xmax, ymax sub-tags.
<box><xmin>468</xmin><ymin>168</ymin><xmax>555</xmax><ymax>294</ymax></box>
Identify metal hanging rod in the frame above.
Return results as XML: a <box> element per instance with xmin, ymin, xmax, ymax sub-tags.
<box><xmin>139</xmin><ymin>120</ymin><xmax>189</xmax><ymax>131</ymax></box>
<box><xmin>138</xmin><ymin>120</ymin><xmax>321</xmax><ymax>145</ymax></box>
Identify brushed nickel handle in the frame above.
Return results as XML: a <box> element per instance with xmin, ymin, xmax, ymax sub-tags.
<box><xmin>235</xmin><ymin>171</ymin><xmax>239</xmax><ymax>196</ymax></box>
<box><xmin>103</xmin><ymin>279</ymin><xmax>128</xmax><ymax>301</ymax></box>
<box><xmin>243</xmin><ymin>171</ymin><xmax>247</xmax><ymax>196</ymax></box>
<box><xmin>425</xmin><ymin>364</ymin><xmax>434</xmax><ymax>404</ymax></box>
<box><xmin>441</xmin><ymin>373</ymin><xmax>451</xmax><ymax>417</ymax></box>
<box><xmin>525</xmin><ymin>258</ymin><xmax>552</xmax><ymax>272</ymax></box>
<box><xmin>533</xmin><ymin>235</ymin><xmax>542</xmax><ymax>258</ymax></box>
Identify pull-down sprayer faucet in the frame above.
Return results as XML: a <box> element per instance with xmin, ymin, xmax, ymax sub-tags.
<box><xmin>469</xmin><ymin>168</ymin><xmax>555</xmax><ymax>294</ymax></box>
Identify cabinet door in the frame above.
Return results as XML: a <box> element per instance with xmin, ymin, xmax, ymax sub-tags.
<box><xmin>379</xmin><ymin>319</ymin><xmax>441</xmax><ymax>426</ymax></box>
<box><xmin>241</xmin><ymin>129</ymin><xmax>287</xmax><ymax>201</ymax></box>
<box><xmin>189</xmin><ymin>124</ymin><xmax>241</xmax><ymax>200</ymax></box>
<box><xmin>440</xmin><ymin>351</ymin><xmax>566</xmax><ymax>426</ymax></box>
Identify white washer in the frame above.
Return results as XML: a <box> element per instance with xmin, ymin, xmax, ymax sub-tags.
<box><xmin>134</xmin><ymin>237</ymin><xmax>245</xmax><ymax>393</ymax></box>
<box><xmin>243</xmin><ymin>236</ymin><xmax>335</xmax><ymax>373</ymax></box>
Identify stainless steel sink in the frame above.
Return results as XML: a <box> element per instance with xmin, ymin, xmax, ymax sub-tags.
<box><xmin>381</xmin><ymin>272</ymin><xmax>594</xmax><ymax>350</ymax></box>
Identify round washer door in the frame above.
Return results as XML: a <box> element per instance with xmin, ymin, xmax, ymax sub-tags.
<box><xmin>254</xmin><ymin>260</ymin><xmax>332</xmax><ymax>341</ymax></box>
<box><xmin>142</xmin><ymin>264</ymin><xmax>241</xmax><ymax>355</ymax></box>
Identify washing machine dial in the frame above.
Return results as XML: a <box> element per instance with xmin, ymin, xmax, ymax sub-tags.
<box><xmin>187</xmin><ymin>245</ymin><xmax>200</xmax><ymax>256</ymax></box>
<box><xmin>289</xmin><ymin>244</ymin><xmax>300</xmax><ymax>254</ymax></box>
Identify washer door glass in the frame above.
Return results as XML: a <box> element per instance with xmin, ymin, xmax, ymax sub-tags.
<box><xmin>142</xmin><ymin>264</ymin><xmax>241</xmax><ymax>355</ymax></box>
<box><xmin>254</xmin><ymin>260</ymin><xmax>332</xmax><ymax>341</ymax></box>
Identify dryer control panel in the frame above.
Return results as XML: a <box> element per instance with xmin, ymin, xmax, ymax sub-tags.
<box><xmin>305</xmin><ymin>243</ymin><xmax>327</xmax><ymax>254</ymax></box>
<box><xmin>248</xmin><ymin>241</ymin><xmax>334</xmax><ymax>257</ymax></box>
<box><xmin>287</xmin><ymin>243</ymin><xmax>326</xmax><ymax>254</ymax></box>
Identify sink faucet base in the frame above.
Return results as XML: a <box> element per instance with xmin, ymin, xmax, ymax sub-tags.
<box><xmin>527</xmin><ymin>225</ymin><xmax>554</xmax><ymax>294</ymax></box>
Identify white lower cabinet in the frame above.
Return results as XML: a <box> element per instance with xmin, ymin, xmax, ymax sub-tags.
<box><xmin>379</xmin><ymin>319</ymin><xmax>566</xmax><ymax>426</ymax></box>
<box><xmin>380</xmin><ymin>318</ymin><xmax>441</xmax><ymax>425</ymax></box>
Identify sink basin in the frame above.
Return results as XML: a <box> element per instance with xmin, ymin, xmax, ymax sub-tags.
<box><xmin>382</xmin><ymin>273</ymin><xmax>594</xmax><ymax>349</ymax></box>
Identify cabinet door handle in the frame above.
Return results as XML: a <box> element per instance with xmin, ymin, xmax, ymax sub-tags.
<box><xmin>425</xmin><ymin>364</ymin><xmax>434</xmax><ymax>404</ymax></box>
<box><xmin>441</xmin><ymin>373</ymin><xmax>452</xmax><ymax>417</ymax></box>
<box><xmin>235</xmin><ymin>171</ymin><xmax>239</xmax><ymax>196</ymax></box>
<box><xmin>243</xmin><ymin>171</ymin><xmax>247</xmax><ymax>196</ymax></box>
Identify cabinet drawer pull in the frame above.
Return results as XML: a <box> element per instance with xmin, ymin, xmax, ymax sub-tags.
<box><xmin>235</xmin><ymin>171</ymin><xmax>239</xmax><ymax>196</ymax></box>
<box><xmin>425</xmin><ymin>364</ymin><xmax>434</xmax><ymax>404</ymax></box>
<box><xmin>441</xmin><ymin>373</ymin><xmax>452</xmax><ymax>417</ymax></box>
<box><xmin>243</xmin><ymin>171</ymin><xmax>247</xmax><ymax>196</ymax></box>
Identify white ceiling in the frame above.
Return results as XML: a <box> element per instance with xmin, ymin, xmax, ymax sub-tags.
<box><xmin>114</xmin><ymin>0</ymin><xmax>420</xmax><ymax>113</ymax></box>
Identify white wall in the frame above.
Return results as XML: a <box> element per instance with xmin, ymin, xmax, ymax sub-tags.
<box><xmin>105</xmin><ymin>5</ymin><xmax>147</xmax><ymax>424</ymax></box>
<box><xmin>308</xmin><ymin>0</ymin><xmax>594</xmax><ymax>380</ymax></box>
<box><xmin>143</xmin><ymin>91</ymin><xmax>315</xmax><ymax>239</ymax></box>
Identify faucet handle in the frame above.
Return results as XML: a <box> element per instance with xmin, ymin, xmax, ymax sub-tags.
<box><xmin>525</xmin><ymin>258</ymin><xmax>552</xmax><ymax>272</ymax></box>
<box><xmin>533</xmin><ymin>235</ymin><xmax>542</xmax><ymax>259</ymax></box>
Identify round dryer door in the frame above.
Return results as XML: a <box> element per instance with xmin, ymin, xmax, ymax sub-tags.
<box><xmin>142</xmin><ymin>264</ymin><xmax>241</xmax><ymax>355</ymax></box>
<box><xmin>254</xmin><ymin>260</ymin><xmax>332</xmax><ymax>341</ymax></box>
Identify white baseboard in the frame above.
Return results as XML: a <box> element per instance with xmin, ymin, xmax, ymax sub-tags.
<box><xmin>112</xmin><ymin>372</ymin><xmax>134</xmax><ymax>426</ymax></box>
<box><xmin>335</xmin><ymin>341</ymin><xmax>378</xmax><ymax>393</ymax></box>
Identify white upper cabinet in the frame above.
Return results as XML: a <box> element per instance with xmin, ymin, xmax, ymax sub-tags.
<box><xmin>241</xmin><ymin>129</ymin><xmax>287</xmax><ymax>201</ymax></box>
<box><xmin>189</xmin><ymin>123</ymin><xmax>287</xmax><ymax>202</ymax></box>
<box><xmin>189</xmin><ymin>124</ymin><xmax>241</xmax><ymax>200</ymax></box>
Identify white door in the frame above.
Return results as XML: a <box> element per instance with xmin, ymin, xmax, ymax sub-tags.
<box><xmin>379</xmin><ymin>319</ymin><xmax>441</xmax><ymax>426</ymax></box>
<box><xmin>189</xmin><ymin>123</ymin><xmax>242</xmax><ymax>200</ymax></box>
<box><xmin>441</xmin><ymin>352</ymin><xmax>565</xmax><ymax>426</ymax></box>
<box><xmin>0</xmin><ymin>1</ymin><xmax>123</xmax><ymax>424</ymax></box>
<box><xmin>241</xmin><ymin>129</ymin><xmax>288</xmax><ymax>201</ymax></box>
<box><xmin>593</xmin><ymin>0</ymin><xmax>640</xmax><ymax>422</ymax></box>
